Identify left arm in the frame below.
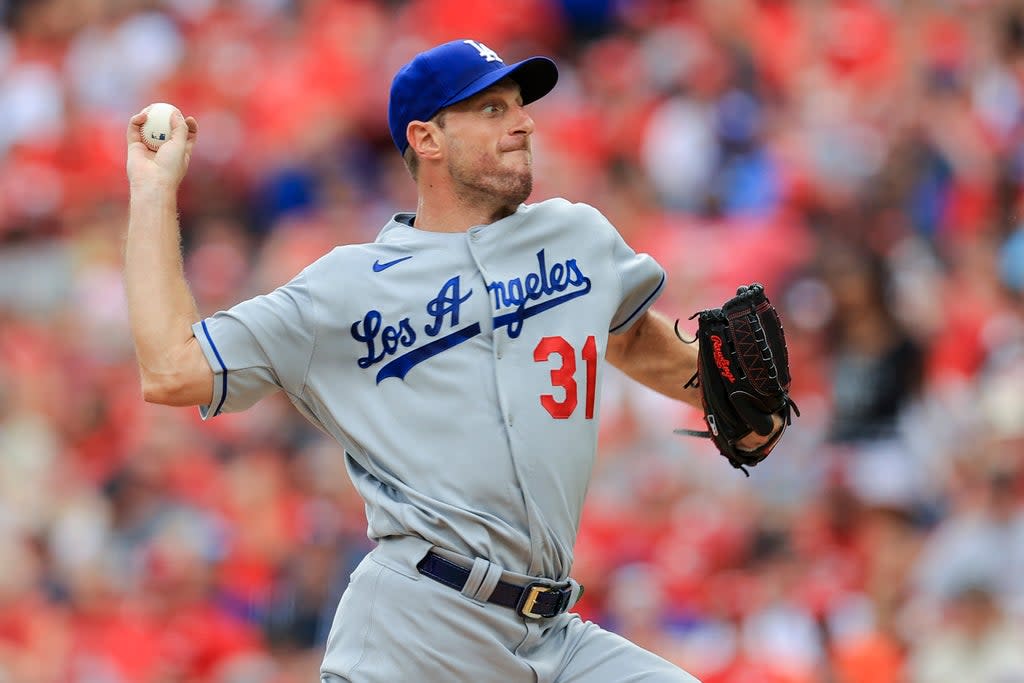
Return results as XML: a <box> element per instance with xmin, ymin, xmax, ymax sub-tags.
<box><xmin>606</xmin><ymin>308</ymin><xmax>781</xmax><ymax>448</ymax></box>
<box><xmin>605</xmin><ymin>309</ymin><xmax>702</xmax><ymax>409</ymax></box>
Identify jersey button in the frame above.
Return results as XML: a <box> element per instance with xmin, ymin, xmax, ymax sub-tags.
<box><xmin>507</xmin><ymin>414</ymin><xmax>514</xmax><ymax>427</ymax></box>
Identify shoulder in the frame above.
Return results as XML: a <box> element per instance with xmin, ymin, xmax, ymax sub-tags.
<box><xmin>298</xmin><ymin>243</ymin><xmax>384</xmax><ymax>286</ymax></box>
<box><xmin>525</xmin><ymin>197</ymin><xmax>609</xmax><ymax>223</ymax></box>
<box><xmin>522</xmin><ymin>199</ymin><xmax>618</xmax><ymax>242</ymax></box>
<box><xmin>304</xmin><ymin>244</ymin><xmax>369</xmax><ymax>273</ymax></box>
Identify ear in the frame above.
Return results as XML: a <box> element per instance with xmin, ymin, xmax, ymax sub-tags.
<box><xmin>407</xmin><ymin>120</ymin><xmax>443</xmax><ymax>162</ymax></box>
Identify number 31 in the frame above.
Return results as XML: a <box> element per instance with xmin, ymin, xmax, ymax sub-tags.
<box><xmin>533</xmin><ymin>335</ymin><xmax>597</xmax><ymax>419</ymax></box>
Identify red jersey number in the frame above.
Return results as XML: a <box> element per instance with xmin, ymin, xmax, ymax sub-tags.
<box><xmin>533</xmin><ymin>335</ymin><xmax>597</xmax><ymax>419</ymax></box>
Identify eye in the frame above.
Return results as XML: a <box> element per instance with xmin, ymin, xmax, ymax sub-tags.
<box><xmin>482</xmin><ymin>102</ymin><xmax>504</xmax><ymax>115</ymax></box>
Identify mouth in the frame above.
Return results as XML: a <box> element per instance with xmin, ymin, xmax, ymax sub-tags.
<box><xmin>500</xmin><ymin>140</ymin><xmax>531</xmax><ymax>155</ymax></box>
<box><xmin>504</xmin><ymin>147</ymin><xmax>532</xmax><ymax>162</ymax></box>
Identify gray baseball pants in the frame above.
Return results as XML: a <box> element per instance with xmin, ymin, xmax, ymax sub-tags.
<box><xmin>319</xmin><ymin>535</ymin><xmax>700</xmax><ymax>683</ymax></box>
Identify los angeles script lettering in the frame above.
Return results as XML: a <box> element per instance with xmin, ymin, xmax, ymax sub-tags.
<box><xmin>351</xmin><ymin>276</ymin><xmax>470</xmax><ymax>368</ymax></box>
<box><xmin>352</xmin><ymin>250</ymin><xmax>591</xmax><ymax>374</ymax></box>
<box><xmin>486</xmin><ymin>250</ymin><xmax>590</xmax><ymax>338</ymax></box>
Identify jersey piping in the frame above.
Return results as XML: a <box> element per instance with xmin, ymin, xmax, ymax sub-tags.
<box><xmin>200</xmin><ymin>319</ymin><xmax>229</xmax><ymax>417</ymax></box>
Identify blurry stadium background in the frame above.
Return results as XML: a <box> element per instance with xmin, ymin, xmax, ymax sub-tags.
<box><xmin>2</xmin><ymin>0</ymin><xmax>1024</xmax><ymax>681</ymax></box>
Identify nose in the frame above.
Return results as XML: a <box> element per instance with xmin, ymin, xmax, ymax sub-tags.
<box><xmin>511</xmin><ymin>105</ymin><xmax>534</xmax><ymax>137</ymax></box>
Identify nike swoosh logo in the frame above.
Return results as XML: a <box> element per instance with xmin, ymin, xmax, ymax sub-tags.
<box><xmin>372</xmin><ymin>256</ymin><xmax>413</xmax><ymax>272</ymax></box>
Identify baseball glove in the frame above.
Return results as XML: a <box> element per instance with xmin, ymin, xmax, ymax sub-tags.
<box><xmin>675</xmin><ymin>284</ymin><xmax>799</xmax><ymax>475</ymax></box>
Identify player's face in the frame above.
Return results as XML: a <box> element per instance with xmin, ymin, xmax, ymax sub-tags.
<box><xmin>440</xmin><ymin>80</ymin><xmax>535</xmax><ymax>207</ymax></box>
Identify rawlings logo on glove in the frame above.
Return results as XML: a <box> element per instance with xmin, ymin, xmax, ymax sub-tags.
<box><xmin>710</xmin><ymin>335</ymin><xmax>735</xmax><ymax>383</ymax></box>
<box><xmin>675</xmin><ymin>284</ymin><xmax>799</xmax><ymax>475</ymax></box>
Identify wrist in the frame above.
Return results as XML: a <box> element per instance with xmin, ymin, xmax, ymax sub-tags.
<box><xmin>129</xmin><ymin>179</ymin><xmax>180</xmax><ymax>200</ymax></box>
<box><xmin>128</xmin><ymin>183</ymin><xmax>180</xmax><ymax>222</ymax></box>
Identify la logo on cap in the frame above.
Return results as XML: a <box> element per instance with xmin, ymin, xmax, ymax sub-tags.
<box><xmin>464</xmin><ymin>39</ymin><xmax>502</xmax><ymax>63</ymax></box>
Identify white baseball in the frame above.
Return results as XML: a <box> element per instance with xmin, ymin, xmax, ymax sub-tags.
<box><xmin>140</xmin><ymin>102</ymin><xmax>181</xmax><ymax>151</ymax></box>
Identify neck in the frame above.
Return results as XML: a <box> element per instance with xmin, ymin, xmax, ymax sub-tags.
<box><xmin>412</xmin><ymin>178</ymin><xmax>518</xmax><ymax>233</ymax></box>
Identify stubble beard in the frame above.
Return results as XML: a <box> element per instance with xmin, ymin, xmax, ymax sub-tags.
<box><xmin>449</xmin><ymin>152</ymin><xmax>533</xmax><ymax>214</ymax></box>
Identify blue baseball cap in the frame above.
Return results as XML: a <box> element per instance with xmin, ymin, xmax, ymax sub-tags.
<box><xmin>388</xmin><ymin>39</ymin><xmax>559</xmax><ymax>155</ymax></box>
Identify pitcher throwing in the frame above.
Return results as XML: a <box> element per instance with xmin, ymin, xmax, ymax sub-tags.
<box><xmin>124</xmin><ymin>38</ymin><xmax>789</xmax><ymax>682</ymax></box>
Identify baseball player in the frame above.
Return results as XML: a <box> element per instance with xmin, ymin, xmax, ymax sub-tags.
<box><xmin>124</xmin><ymin>39</ymin><xmax>780</xmax><ymax>683</ymax></box>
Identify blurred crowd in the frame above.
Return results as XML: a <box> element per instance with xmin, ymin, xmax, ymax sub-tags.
<box><xmin>3</xmin><ymin>0</ymin><xmax>1024</xmax><ymax>681</ymax></box>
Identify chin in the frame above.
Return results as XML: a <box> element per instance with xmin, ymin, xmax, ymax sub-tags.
<box><xmin>507</xmin><ymin>183</ymin><xmax>533</xmax><ymax>205</ymax></box>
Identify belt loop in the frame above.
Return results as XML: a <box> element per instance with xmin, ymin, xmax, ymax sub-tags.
<box><xmin>567</xmin><ymin>578</ymin><xmax>584</xmax><ymax>609</ymax></box>
<box><xmin>470</xmin><ymin>561</ymin><xmax>504</xmax><ymax>603</ymax></box>
<box><xmin>460</xmin><ymin>558</ymin><xmax>491</xmax><ymax>601</ymax></box>
<box><xmin>459</xmin><ymin>558</ymin><xmax>505</xmax><ymax>604</ymax></box>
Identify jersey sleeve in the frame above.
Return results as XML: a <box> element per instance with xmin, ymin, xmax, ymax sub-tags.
<box><xmin>191</xmin><ymin>271</ymin><xmax>316</xmax><ymax>419</ymax></box>
<box><xmin>605</xmin><ymin>218</ymin><xmax>666</xmax><ymax>334</ymax></box>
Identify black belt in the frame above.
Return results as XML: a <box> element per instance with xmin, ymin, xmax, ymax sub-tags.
<box><xmin>416</xmin><ymin>551</ymin><xmax>576</xmax><ymax>619</ymax></box>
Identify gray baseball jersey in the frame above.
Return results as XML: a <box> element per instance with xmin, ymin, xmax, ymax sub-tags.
<box><xmin>191</xmin><ymin>198</ymin><xmax>665</xmax><ymax>581</ymax></box>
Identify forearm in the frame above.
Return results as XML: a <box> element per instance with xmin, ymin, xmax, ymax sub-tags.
<box><xmin>124</xmin><ymin>185</ymin><xmax>201</xmax><ymax>397</ymax></box>
<box><xmin>606</xmin><ymin>309</ymin><xmax>702</xmax><ymax>409</ymax></box>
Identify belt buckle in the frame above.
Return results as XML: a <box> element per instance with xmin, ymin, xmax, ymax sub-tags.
<box><xmin>517</xmin><ymin>582</ymin><xmax>552</xmax><ymax>619</ymax></box>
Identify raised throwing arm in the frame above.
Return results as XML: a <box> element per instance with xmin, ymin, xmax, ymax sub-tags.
<box><xmin>124</xmin><ymin>107</ymin><xmax>212</xmax><ymax>406</ymax></box>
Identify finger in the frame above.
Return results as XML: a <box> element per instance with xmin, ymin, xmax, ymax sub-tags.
<box><xmin>170</xmin><ymin>110</ymin><xmax>187</xmax><ymax>139</ymax></box>
<box><xmin>126</xmin><ymin>110</ymin><xmax>149</xmax><ymax>146</ymax></box>
<box><xmin>736</xmin><ymin>430</ymin><xmax>760</xmax><ymax>452</ymax></box>
<box><xmin>185</xmin><ymin>115</ymin><xmax>198</xmax><ymax>154</ymax></box>
<box><xmin>155</xmin><ymin>110</ymin><xmax>189</xmax><ymax>156</ymax></box>
<box><xmin>182</xmin><ymin>115</ymin><xmax>199</xmax><ymax>158</ymax></box>
<box><xmin>183</xmin><ymin>116</ymin><xmax>199</xmax><ymax>151</ymax></box>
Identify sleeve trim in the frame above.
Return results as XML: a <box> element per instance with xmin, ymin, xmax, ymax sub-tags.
<box><xmin>609</xmin><ymin>272</ymin><xmax>666</xmax><ymax>333</ymax></box>
<box><xmin>200</xmin><ymin>319</ymin><xmax>229</xmax><ymax>417</ymax></box>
